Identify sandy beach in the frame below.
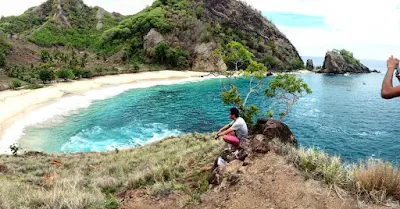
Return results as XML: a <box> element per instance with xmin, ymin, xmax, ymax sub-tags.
<box><xmin>0</xmin><ymin>70</ymin><xmax>209</xmax><ymax>151</ymax></box>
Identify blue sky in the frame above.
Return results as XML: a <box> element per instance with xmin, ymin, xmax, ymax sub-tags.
<box><xmin>263</xmin><ymin>12</ymin><xmax>325</xmax><ymax>28</ymax></box>
<box><xmin>2</xmin><ymin>0</ymin><xmax>400</xmax><ymax>60</ymax></box>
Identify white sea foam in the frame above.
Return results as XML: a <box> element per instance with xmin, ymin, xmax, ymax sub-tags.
<box><xmin>0</xmin><ymin>76</ymin><xmax>221</xmax><ymax>154</ymax></box>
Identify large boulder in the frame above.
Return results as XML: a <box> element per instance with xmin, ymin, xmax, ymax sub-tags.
<box><xmin>192</xmin><ymin>42</ymin><xmax>227</xmax><ymax>72</ymax></box>
<box><xmin>143</xmin><ymin>29</ymin><xmax>165</xmax><ymax>56</ymax></box>
<box><xmin>319</xmin><ymin>51</ymin><xmax>371</xmax><ymax>74</ymax></box>
<box><xmin>252</xmin><ymin>118</ymin><xmax>298</xmax><ymax>147</ymax></box>
<box><xmin>306</xmin><ymin>59</ymin><xmax>314</xmax><ymax>70</ymax></box>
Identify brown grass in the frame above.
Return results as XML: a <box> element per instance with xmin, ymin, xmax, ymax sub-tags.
<box><xmin>270</xmin><ymin>139</ymin><xmax>400</xmax><ymax>204</ymax></box>
<box><xmin>0</xmin><ymin>133</ymin><xmax>223</xmax><ymax>209</ymax></box>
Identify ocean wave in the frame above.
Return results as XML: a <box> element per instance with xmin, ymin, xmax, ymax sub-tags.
<box><xmin>0</xmin><ymin>76</ymin><xmax>217</xmax><ymax>154</ymax></box>
<box><xmin>60</xmin><ymin>124</ymin><xmax>181</xmax><ymax>153</ymax></box>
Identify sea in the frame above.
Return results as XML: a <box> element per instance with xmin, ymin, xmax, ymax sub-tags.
<box><xmin>5</xmin><ymin>57</ymin><xmax>400</xmax><ymax>163</ymax></box>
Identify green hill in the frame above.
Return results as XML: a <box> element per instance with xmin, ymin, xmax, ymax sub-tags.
<box><xmin>100</xmin><ymin>0</ymin><xmax>303</xmax><ymax>71</ymax></box>
<box><xmin>0</xmin><ymin>0</ymin><xmax>124</xmax><ymax>49</ymax></box>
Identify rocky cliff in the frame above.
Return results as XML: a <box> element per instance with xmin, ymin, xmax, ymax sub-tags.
<box><xmin>102</xmin><ymin>0</ymin><xmax>303</xmax><ymax>72</ymax></box>
<box><xmin>319</xmin><ymin>49</ymin><xmax>371</xmax><ymax>74</ymax></box>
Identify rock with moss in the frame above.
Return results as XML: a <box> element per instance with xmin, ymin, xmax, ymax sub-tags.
<box><xmin>319</xmin><ymin>49</ymin><xmax>371</xmax><ymax>74</ymax></box>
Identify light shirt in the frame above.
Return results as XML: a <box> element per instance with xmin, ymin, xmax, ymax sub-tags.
<box><xmin>230</xmin><ymin>117</ymin><xmax>248</xmax><ymax>140</ymax></box>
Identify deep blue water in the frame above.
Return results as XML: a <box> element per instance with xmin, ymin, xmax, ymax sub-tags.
<box><xmin>15</xmin><ymin>58</ymin><xmax>400</xmax><ymax>163</ymax></box>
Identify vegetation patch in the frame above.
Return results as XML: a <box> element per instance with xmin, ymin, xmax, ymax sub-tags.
<box><xmin>0</xmin><ymin>133</ymin><xmax>223</xmax><ymax>208</ymax></box>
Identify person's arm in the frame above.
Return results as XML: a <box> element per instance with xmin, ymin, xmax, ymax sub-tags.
<box><xmin>217</xmin><ymin>122</ymin><xmax>233</xmax><ymax>133</ymax></box>
<box><xmin>381</xmin><ymin>56</ymin><xmax>400</xmax><ymax>99</ymax></box>
<box><xmin>217</xmin><ymin>128</ymin><xmax>234</xmax><ymax>138</ymax></box>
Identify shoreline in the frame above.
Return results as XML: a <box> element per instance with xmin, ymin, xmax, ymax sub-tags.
<box><xmin>0</xmin><ymin>70</ymin><xmax>211</xmax><ymax>153</ymax></box>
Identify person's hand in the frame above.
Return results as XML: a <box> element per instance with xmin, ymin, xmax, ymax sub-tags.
<box><xmin>215</xmin><ymin>133</ymin><xmax>220</xmax><ymax>140</ymax></box>
<box><xmin>387</xmin><ymin>55</ymin><xmax>399</xmax><ymax>72</ymax></box>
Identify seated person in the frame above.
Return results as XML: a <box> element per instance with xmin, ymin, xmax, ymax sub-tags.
<box><xmin>215</xmin><ymin>107</ymin><xmax>248</xmax><ymax>148</ymax></box>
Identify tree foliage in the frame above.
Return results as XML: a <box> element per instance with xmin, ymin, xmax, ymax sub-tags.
<box><xmin>265</xmin><ymin>74</ymin><xmax>312</xmax><ymax>120</ymax></box>
<box><xmin>221</xmin><ymin>41</ymin><xmax>312</xmax><ymax>126</ymax></box>
<box><xmin>220</xmin><ymin>41</ymin><xmax>266</xmax><ymax>126</ymax></box>
<box><xmin>57</xmin><ymin>69</ymin><xmax>74</xmax><ymax>81</ymax></box>
<box><xmin>223</xmin><ymin>41</ymin><xmax>254</xmax><ymax>71</ymax></box>
<box><xmin>332</xmin><ymin>49</ymin><xmax>361</xmax><ymax>65</ymax></box>
<box><xmin>40</xmin><ymin>49</ymin><xmax>51</xmax><ymax>63</ymax></box>
<box><xmin>39</xmin><ymin>68</ymin><xmax>54</xmax><ymax>83</ymax></box>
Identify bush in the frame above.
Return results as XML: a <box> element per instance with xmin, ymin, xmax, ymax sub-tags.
<box><xmin>0</xmin><ymin>54</ymin><xmax>5</xmax><ymax>67</ymax></box>
<box><xmin>152</xmin><ymin>42</ymin><xmax>189</xmax><ymax>68</ymax></box>
<box><xmin>131</xmin><ymin>61</ymin><xmax>140</xmax><ymax>73</ymax></box>
<box><xmin>104</xmin><ymin>198</ymin><xmax>118</xmax><ymax>209</ymax></box>
<box><xmin>72</xmin><ymin>68</ymin><xmax>83</xmax><ymax>79</ymax></box>
<box><xmin>9</xmin><ymin>143</ymin><xmax>19</xmax><ymax>156</ymax></box>
<box><xmin>39</xmin><ymin>69</ymin><xmax>54</xmax><ymax>84</ymax></box>
<box><xmin>56</xmin><ymin>69</ymin><xmax>74</xmax><ymax>81</ymax></box>
<box><xmin>40</xmin><ymin>49</ymin><xmax>51</xmax><ymax>63</ymax></box>
<box><xmin>81</xmin><ymin>69</ymin><xmax>93</xmax><ymax>78</ymax></box>
<box><xmin>10</xmin><ymin>80</ymin><xmax>22</xmax><ymax>89</ymax></box>
<box><xmin>95</xmin><ymin>66</ymin><xmax>105</xmax><ymax>75</ymax></box>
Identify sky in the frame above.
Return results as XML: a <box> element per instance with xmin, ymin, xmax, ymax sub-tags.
<box><xmin>1</xmin><ymin>0</ymin><xmax>400</xmax><ymax>60</ymax></box>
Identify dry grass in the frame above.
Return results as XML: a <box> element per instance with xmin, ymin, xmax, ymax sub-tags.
<box><xmin>270</xmin><ymin>139</ymin><xmax>400</xmax><ymax>204</ymax></box>
<box><xmin>351</xmin><ymin>159</ymin><xmax>400</xmax><ymax>203</ymax></box>
<box><xmin>0</xmin><ymin>133</ymin><xmax>223</xmax><ymax>209</ymax></box>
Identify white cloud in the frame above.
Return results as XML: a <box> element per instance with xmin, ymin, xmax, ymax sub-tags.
<box><xmin>243</xmin><ymin>0</ymin><xmax>400</xmax><ymax>60</ymax></box>
<box><xmin>1</xmin><ymin>0</ymin><xmax>399</xmax><ymax>59</ymax></box>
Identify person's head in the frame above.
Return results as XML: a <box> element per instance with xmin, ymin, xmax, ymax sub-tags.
<box><xmin>229</xmin><ymin>107</ymin><xmax>239</xmax><ymax>120</ymax></box>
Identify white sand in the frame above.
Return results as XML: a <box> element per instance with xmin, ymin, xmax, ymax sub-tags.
<box><xmin>0</xmin><ymin>70</ymin><xmax>208</xmax><ymax>151</ymax></box>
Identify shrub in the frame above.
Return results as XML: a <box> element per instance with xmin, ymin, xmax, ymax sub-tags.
<box><xmin>81</xmin><ymin>69</ymin><xmax>93</xmax><ymax>78</ymax></box>
<box><xmin>95</xmin><ymin>66</ymin><xmax>105</xmax><ymax>75</ymax></box>
<box><xmin>10</xmin><ymin>79</ymin><xmax>22</xmax><ymax>89</ymax></box>
<box><xmin>9</xmin><ymin>143</ymin><xmax>19</xmax><ymax>156</ymax></box>
<box><xmin>39</xmin><ymin>68</ymin><xmax>54</xmax><ymax>84</ymax></box>
<box><xmin>0</xmin><ymin>53</ymin><xmax>5</xmax><ymax>67</ymax></box>
<box><xmin>131</xmin><ymin>61</ymin><xmax>140</xmax><ymax>73</ymax></box>
<box><xmin>56</xmin><ymin>69</ymin><xmax>74</xmax><ymax>81</ymax></box>
<box><xmin>152</xmin><ymin>42</ymin><xmax>189</xmax><ymax>68</ymax></box>
<box><xmin>104</xmin><ymin>198</ymin><xmax>118</xmax><ymax>209</ymax></box>
<box><xmin>72</xmin><ymin>68</ymin><xmax>83</xmax><ymax>79</ymax></box>
<box><xmin>40</xmin><ymin>49</ymin><xmax>51</xmax><ymax>63</ymax></box>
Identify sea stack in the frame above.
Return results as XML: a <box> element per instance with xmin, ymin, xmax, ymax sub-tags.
<box><xmin>319</xmin><ymin>50</ymin><xmax>371</xmax><ymax>74</ymax></box>
<box><xmin>306</xmin><ymin>59</ymin><xmax>314</xmax><ymax>70</ymax></box>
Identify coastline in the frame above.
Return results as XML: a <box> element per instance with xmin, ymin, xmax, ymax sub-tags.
<box><xmin>0</xmin><ymin>70</ymin><xmax>210</xmax><ymax>153</ymax></box>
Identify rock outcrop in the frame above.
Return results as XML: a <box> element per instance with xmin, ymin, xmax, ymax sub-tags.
<box><xmin>192</xmin><ymin>42</ymin><xmax>227</xmax><ymax>72</ymax></box>
<box><xmin>306</xmin><ymin>59</ymin><xmax>314</xmax><ymax>70</ymax></box>
<box><xmin>143</xmin><ymin>29</ymin><xmax>165</xmax><ymax>56</ymax></box>
<box><xmin>210</xmin><ymin>118</ymin><xmax>297</xmax><ymax>186</ymax></box>
<box><xmin>319</xmin><ymin>51</ymin><xmax>371</xmax><ymax>74</ymax></box>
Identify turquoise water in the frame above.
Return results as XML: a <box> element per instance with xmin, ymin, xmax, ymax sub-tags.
<box><xmin>16</xmin><ymin>70</ymin><xmax>400</xmax><ymax>163</ymax></box>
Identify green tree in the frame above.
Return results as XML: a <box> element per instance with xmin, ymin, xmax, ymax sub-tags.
<box><xmin>220</xmin><ymin>42</ymin><xmax>267</xmax><ymax>126</ymax></box>
<box><xmin>153</xmin><ymin>42</ymin><xmax>169</xmax><ymax>64</ymax></box>
<box><xmin>223</xmin><ymin>41</ymin><xmax>254</xmax><ymax>71</ymax></box>
<box><xmin>57</xmin><ymin>69</ymin><xmax>74</xmax><ymax>81</ymax></box>
<box><xmin>40</xmin><ymin>50</ymin><xmax>51</xmax><ymax>63</ymax></box>
<box><xmin>265</xmin><ymin>74</ymin><xmax>312</xmax><ymax>121</ymax></box>
<box><xmin>39</xmin><ymin>68</ymin><xmax>54</xmax><ymax>84</ymax></box>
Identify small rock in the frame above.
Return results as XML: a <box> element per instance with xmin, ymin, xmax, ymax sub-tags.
<box><xmin>228</xmin><ymin>173</ymin><xmax>240</xmax><ymax>185</ymax></box>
